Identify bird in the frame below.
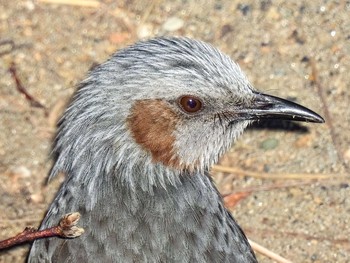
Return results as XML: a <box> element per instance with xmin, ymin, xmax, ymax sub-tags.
<box><xmin>28</xmin><ymin>37</ymin><xmax>324</xmax><ymax>263</ymax></box>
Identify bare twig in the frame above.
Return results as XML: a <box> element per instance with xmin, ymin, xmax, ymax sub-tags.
<box><xmin>0</xmin><ymin>39</ymin><xmax>16</xmax><ymax>57</ymax></box>
<box><xmin>246</xmin><ymin>227</ymin><xmax>350</xmax><ymax>247</ymax></box>
<box><xmin>249</xmin><ymin>239</ymin><xmax>293</xmax><ymax>263</ymax></box>
<box><xmin>223</xmin><ymin>182</ymin><xmax>316</xmax><ymax>208</ymax></box>
<box><xmin>38</xmin><ymin>0</ymin><xmax>100</xmax><ymax>7</ymax></box>
<box><xmin>223</xmin><ymin>181</ymin><xmax>314</xmax><ymax>206</ymax></box>
<box><xmin>309</xmin><ymin>57</ymin><xmax>349</xmax><ymax>171</ymax></box>
<box><xmin>8</xmin><ymin>62</ymin><xmax>47</xmax><ymax>112</ymax></box>
<box><xmin>0</xmin><ymin>212</ymin><xmax>84</xmax><ymax>250</ymax></box>
<box><xmin>212</xmin><ymin>165</ymin><xmax>335</xmax><ymax>180</ymax></box>
<box><xmin>224</xmin><ymin>181</ymin><xmax>317</xmax><ymax>197</ymax></box>
<box><xmin>0</xmin><ymin>39</ymin><xmax>32</xmax><ymax>57</ymax></box>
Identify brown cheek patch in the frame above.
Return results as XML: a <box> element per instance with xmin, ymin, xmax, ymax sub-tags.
<box><xmin>127</xmin><ymin>99</ymin><xmax>183</xmax><ymax>170</ymax></box>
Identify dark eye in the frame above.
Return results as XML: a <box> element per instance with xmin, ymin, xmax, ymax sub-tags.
<box><xmin>178</xmin><ymin>96</ymin><xmax>203</xmax><ymax>113</ymax></box>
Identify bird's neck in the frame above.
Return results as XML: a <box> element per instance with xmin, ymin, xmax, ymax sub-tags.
<box><xmin>51</xmin><ymin>154</ymin><xmax>214</xmax><ymax>212</ymax></box>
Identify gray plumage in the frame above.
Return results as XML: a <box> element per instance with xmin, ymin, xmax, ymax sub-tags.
<box><xmin>28</xmin><ymin>37</ymin><xmax>323</xmax><ymax>263</ymax></box>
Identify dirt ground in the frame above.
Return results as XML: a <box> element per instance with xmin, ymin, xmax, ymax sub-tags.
<box><xmin>0</xmin><ymin>1</ymin><xmax>349</xmax><ymax>262</ymax></box>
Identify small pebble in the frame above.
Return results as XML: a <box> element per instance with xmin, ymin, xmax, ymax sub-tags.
<box><xmin>260</xmin><ymin>0</ymin><xmax>272</xmax><ymax>11</ymax></box>
<box><xmin>339</xmin><ymin>183</ymin><xmax>349</xmax><ymax>189</ymax></box>
<box><xmin>220</xmin><ymin>24</ymin><xmax>233</xmax><ymax>38</ymax></box>
<box><xmin>108</xmin><ymin>32</ymin><xmax>130</xmax><ymax>44</ymax></box>
<box><xmin>162</xmin><ymin>17</ymin><xmax>184</xmax><ymax>32</ymax></box>
<box><xmin>11</xmin><ymin>166</ymin><xmax>31</xmax><ymax>178</ymax></box>
<box><xmin>310</xmin><ymin>253</ymin><xmax>318</xmax><ymax>261</ymax></box>
<box><xmin>266</xmin><ymin>6</ymin><xmax>280</xmax><ymax>20</ymax></box>
<box><xmin>313</xmin><ymin>196</ymin><xmax>323</xmax><ymax>205</ymax></box>
<box><xmin>237</xmin><ymin>4</ymin><xmax>251</xmax><ymax>16</ymax></box>
<box><xmin>294</xmin><ymin>134</ymin><xmax>312</xmax><ymax>148</ymax></box>
<box><xmin>260</xmin><ymin>138</ymin><xmax>279</xmax><ymax>150</ymax></box>
<box><xmin>310</xmin><ymin>239</ymin><xmax>318</xmax><ymax>245</ymax></box>
<box><xmin>289</xmin><ymin>188</ymin><xmax>303</xmax><ymax>197</ymax></box>
<box><xmin>343</xmin><ymin>148</ymin><xmax>350</xmax><ymax>161</ymax></box>
<box><xmin>24</xmin><ymin>0</ymin><xmax>35</xmax><ymax>11</ymax></box>
<box><xmin>30</xmin><ymin>193</ymin><xmax>44</xmax><ymax>204</ymax></box>
<box><xmin>137</xmin><ymin>23</ymin><xmax>154</xmax><ymax>39</ymax></box>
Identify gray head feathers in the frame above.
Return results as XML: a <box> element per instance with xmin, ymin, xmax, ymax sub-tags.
<box><xmin>50</xmin><ymin>37</ymin><xmax>254</xmax><ymax>191</ymax></box>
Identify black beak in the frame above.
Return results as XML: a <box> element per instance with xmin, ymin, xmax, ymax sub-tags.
<box><xmin>238</xmin><ymin>92</ymin><xmax>325</xmax><ymax>123</ymax></box>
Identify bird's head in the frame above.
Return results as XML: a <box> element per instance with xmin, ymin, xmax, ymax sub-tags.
<box><xmin>52</xmin><ymin>37</ymin><xmax>324</xmax><ymax>184</ymax></box>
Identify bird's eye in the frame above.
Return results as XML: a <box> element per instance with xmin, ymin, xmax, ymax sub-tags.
<box><xmin>178</xmin><ymin>96</ymin><xmax>203</xmax><ymax>113</ymax></box>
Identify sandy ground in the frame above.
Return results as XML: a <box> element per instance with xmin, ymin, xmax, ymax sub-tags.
<box><xmin>0</xmin><ymin>0</ymin><xmax>349</xmax><ymax>262</ymax></box>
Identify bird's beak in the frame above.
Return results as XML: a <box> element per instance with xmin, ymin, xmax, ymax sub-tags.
<box><xmin>237</xmin><ymin>91</ymin><xmax>325</xmax><ymax>123</ymax></box>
